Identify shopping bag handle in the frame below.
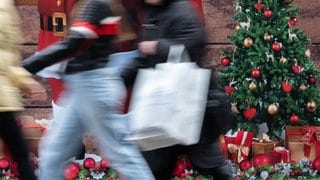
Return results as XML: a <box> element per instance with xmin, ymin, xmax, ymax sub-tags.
<box><xmin>167</xmin><ymin>44</ymin><xmax>191</xmax><ymax>63</ymax></box>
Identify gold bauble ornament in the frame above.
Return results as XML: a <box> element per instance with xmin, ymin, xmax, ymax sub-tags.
<box><xmin>243</xmin><ymin>37</ymin><xmax>253</xmax><ymax>48</ymax></box>
<box><xmin>299</xmin><ymin>84</ymin><xmax>307</xmax><ymax>91</ymax></box>
<box><xmin>280</xmin><ymin>56</ymin><xmax>287</xmax><ymax>63</ymax></box>
<box><xmin>264</xmin><ymin>33</ymin><xmax>271</xmax><ymax>41</ymax></box>
<box><xmin>249</xmin><ymin>82</ymin><xmax>257</xmax><ymax>90</ymax></box>
<box><xmin>267</xmin><ymin>103</ymin><xmax>279</xmax><ymax>115</ymax></box>
<box><xmin>235</xmin><ymin>25</ymin><xmax>241</xmax><ymax>30</ymax></box>
<box><xmin>307</xmin><ymin>100</ymin><xmax>317</xmax><ymax>112</ymax></box>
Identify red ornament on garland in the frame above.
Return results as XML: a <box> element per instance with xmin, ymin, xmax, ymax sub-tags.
<box><xmin>243</xmin><ymin>108</ymin><xmax>257</xmax><ymax>120</ymax></box>
<box><xmin>288</xmin><ymin>20</ymin><xmax>295</xmax><ymax>28</ymax></box>
<box><xmin>271</xmin><ymin>42</ymin><xmax>281</xmax><ymax>52</ymax></box>
<box><xmin>0</xmin><ymin>158</ymin><xmax>10</xmax><ymax>170</ymax></box>
<box><xmin>251</xmin><ymin>68</ymin><xmax>261</xmax><ymax>78</ymax></box>
<box><xmin>290</xmin><ymin>114</ymin><xmax>299</xmax><ymax>124</ymax></box>
<box><xmin>263</xmin><ymin>9</ymin><xmax>273</xmax><ymax>18</ymax></box>
<box><xmin>173</xmin><ymin>159</ymin><xmax>185</xmax><ymax>177</ymax></box>
<box><xmin>64</xmin><ymin>162</ymin><xmax>80</xmax><ymax>180</ymax></box>
<box><xmin>83</xmin><ymin>157</ymin><xmax>96</xmax><ymax>170</ymax></box>
<box><xmin>239</xmin><ymin>159</ymin><xmax>252</xmax><ymax>171</ymax></box>
<box><xmin>308</xmin><ymin>76</ymin><xmax>316</xmax><ymax>85</ymax></box>
<box><xmin>313</xmin><ymin>158</ymin><xmax>320</xmax><ymax>171</ymax></box>
<box><xmin>100</xmin><ymin>158</ymin><xmax>110</xmax><ymax>169</ymax></box>
<box><xmin>221</xmin><ymin>57</ymin><xmax>230</xmax><ymax>66</ymax></box>
<box><xmin>253</xmin><ymin>154</ymin><xmax>270</xmax><ymax>168</ymax></box>
<box><xmin>281</xmin><ymin>82</ymin><xmax>292</xmax><ymax>93</ymax></box>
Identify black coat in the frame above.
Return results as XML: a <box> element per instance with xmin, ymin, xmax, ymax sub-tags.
<box><xmin>140</xmin><ymin>0</ymin><xmax>206</xmax><ymax>66</ymax></box>
<box><xmin>123</xmin><ymin>0</ymin><xmax>233</xmax><ymax>144</ymax></box>
<box><xmin>122</xmin><ymin>0</ymin><xmax>206</xmax><ymax>84</ymax></box>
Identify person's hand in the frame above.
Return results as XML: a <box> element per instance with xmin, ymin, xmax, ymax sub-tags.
<box><xmin>138</xmin><ymin>41</ymin><xmax>158</xmax><ymax>55</ymax></box>
<box><xmin>21</xmin><ymin>80</ymin><xmax>47</xmax><ymax>103</ymax></box>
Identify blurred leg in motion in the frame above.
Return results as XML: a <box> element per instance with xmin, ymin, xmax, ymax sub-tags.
<box><xmin>0</xmin><ymin>112</ymin><xmax>37</xmax><ymax>180</ymax></box>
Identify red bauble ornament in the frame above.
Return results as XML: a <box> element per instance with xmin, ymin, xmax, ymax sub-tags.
<box><xmin>0</xmin><ymin>158</ymin><xmax>10</xmax><ymax>169</ymax></box>
<box><xmin>308</xmin><ymin>76</ymin><xmax>316</xmax><ymax>85</ymax></box>
<box><xmin>221</xmin><ymin>57</ymin><xmax>230</xmax><ymax>66</ymax></box>
<box><xmin>292</xmin><ymin>64</ymin><xmax>303</xmax><ymax>74</ymax></box>
<box><xmin>271</xmin><ymin>42</ymin><xmax>281</xmax><ymax>52</ymax></box>
<box><xmin>100</xmin><ymin>158</ymin><xmax>110</xmax><ymax>169</ymax></box>
<box><xmin>288</xmin><ymin>20</ymin><xmax>295</xmax><ymax>28</ymax></box>
<box><xmin>281</xmin><ymin>82</ymin><xmax>292</xmax><ymax>93</ymax></box>
<box><xmin>251</xmin><ymin>68</ymin><xmax>261</xmax><ymax>78</ymax></box>
<box><xmin>254</xmin><ymin>3</ymin><xmax>264</xmax><ymax>11</ymax></box>
<box><xmin>173</xmin><ymin>159</ymin><xmax>185</xmax><ymax>177</ymax></box>
<box><xmin>243</xmin><ymin>108</ymin><xmax>257</xmax><ymax>120</ymax></box>
<box><xmin>83</xmin><ymin>157</ymin><xmax>96</xmax><ymax>170</ymax></box>
<box><xmin>313</xmin><ymin>158</ymin><xmax>320</xmax><ymax>171</ymax></box>
<box><xmin>239</xmin><ymin>159</ymin><xmax>252</xmax><ymax>171</ymax></box>
<box><xmin>290</xmin><ymin>114</ymin><xmax>299</xmax><ymax>124</ymax></box>
<box><xmin>253</xmin><ymin>154</ymin><xmax>270</xmax><ymax>168</ymax></box>
<box><xmin>224</xmin><ymin>86</ymin><xmax>235</xmax><ymax>96</ymax></box>
<box><xmin>64</xmin><ymin>162</ymin><xmax>80</xmax><ymax>180</ymax></box>
<box><xmin>263</xmin><ymin>9</ymin><xmax>273</xmax><ymax>18</ymax></box>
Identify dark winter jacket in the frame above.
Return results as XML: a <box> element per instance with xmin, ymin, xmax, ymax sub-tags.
<box><xmin>122</xmin><ymin>0</ymin><xmax>207</xmax><ymax>85</ymax></box>
<box><xmin>142</xmin><ymin>0</ymin><xmax>206</xmax><ymax>66</ymax></box>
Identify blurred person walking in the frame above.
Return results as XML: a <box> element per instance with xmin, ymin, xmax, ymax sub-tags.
<box><xmin>22</xmin><ymin>0</ymin><xmax>155</xmax><ymax>179</ymax></box>
<box><xmin>122</xmin><ymin>0</ymin><xmax>234</xmax><ymax>179</ymax></box>
<box><xmin>0</xmin><ymin>0</ymin><xmax>42</xmax><ymax>179</ymax></box>
<box><xmin>36</xmin><ymin>0</ymin><xmax>86</xmax><ymax>160</ymax></box>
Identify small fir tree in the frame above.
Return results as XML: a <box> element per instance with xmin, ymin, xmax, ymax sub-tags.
<box><xmin>217</xmin><ymin>0</ymin><xmax>320</xmax><ymax>137</ymax></box>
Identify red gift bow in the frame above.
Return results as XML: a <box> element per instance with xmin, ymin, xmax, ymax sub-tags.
<box><xmin>299</xmin><ymin>126</ymin><xmax>320</xmax><ymax>157</ymax></box>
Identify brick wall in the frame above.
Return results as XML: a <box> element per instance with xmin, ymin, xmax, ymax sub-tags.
<box><xmin>16</xmin><ymin>0</ymin><xmax>320</xmax><ymax>119</ymax></box>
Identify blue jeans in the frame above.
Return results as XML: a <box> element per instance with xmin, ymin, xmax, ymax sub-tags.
<box><xmin>38</xmin><ymin>68</ymin><xmax>154</xmax><ymax>180</ymax></box>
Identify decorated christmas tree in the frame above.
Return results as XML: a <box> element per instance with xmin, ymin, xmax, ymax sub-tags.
<box><xmin>217</xmin><ymin>0</ymin><xmax>320</xmax><ymax>138</ymax></box>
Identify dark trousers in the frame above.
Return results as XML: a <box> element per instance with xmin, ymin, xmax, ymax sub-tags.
<box><xmin>0</xmin><ymin>112</ymin><xmax>37</xmax><ymax>180</ymax></box>
<box><xmin>142</xmin><ymin>141</ymin><xmax>234</xmax><ymax>180</ymax></box>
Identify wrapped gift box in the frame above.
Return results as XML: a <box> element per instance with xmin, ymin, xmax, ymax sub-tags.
<box><xmin>252</xmin><ymin>141</ymin><xmax>282</xmax><ymax>156</ymax></box>
<box><xmin>285</xmin><ymin>126</ymin><xmax>320</xmax><ymax>162</ymax></box>
<box><xmin>269</xmin><ymin>147</ymin><xmax>290</xmax><ymax>164</ymax></box>
<box><xmin>226</xmin><ymin>131</ymin><xmax>254</xmax><ymax>163</ymax></box>
<box><xmin>288</xmin><ymin>142</ymin><xmax>316</xmax><ymax>162</ymax></box>
<box><xmin>223</xmin><ymin>135</ymin><xmax>235</xmax><ymax>161</ymax></box>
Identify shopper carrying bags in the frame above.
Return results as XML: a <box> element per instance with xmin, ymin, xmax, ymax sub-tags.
<box><xmin>121</xmin><ymin>0</ymin><xmax>234</xmax><ymax>179</ymax></box>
